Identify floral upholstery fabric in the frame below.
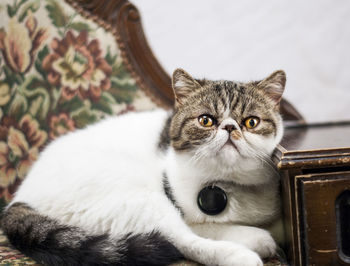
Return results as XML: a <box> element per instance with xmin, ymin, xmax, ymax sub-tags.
<box><xmin>0</xmin><ymin>0</ymin><xmax>157</xmax><ymax>206</ymax></box>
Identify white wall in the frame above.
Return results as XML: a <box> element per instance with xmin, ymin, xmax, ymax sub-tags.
<box><xmin>132</xmin><ymin>0</ymin><xmax>350</xmax><ymax>123</ymax></box>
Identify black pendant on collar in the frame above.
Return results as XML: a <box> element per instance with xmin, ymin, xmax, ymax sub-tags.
<box><xmin>197</xmin><ymin>186</ymin><xmax>227</xmax><ymax>215</ymax></box>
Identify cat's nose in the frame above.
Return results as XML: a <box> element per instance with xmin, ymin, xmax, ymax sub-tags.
<box><xmin>224</xmin><ymin>124</ymin><xmax>236</xmax><ymax>133</ymax></box>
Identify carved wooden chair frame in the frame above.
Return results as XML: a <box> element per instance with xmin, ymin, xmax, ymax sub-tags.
<box><xmin>67</xmin><ymin>0</ymin><xmax>304</xmax><ymax>123</ymax></box>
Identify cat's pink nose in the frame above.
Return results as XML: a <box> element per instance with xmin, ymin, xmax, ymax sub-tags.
<box><xmin>224</xmin><ymin>124</ymin><xmax>236</xmax><ymax>133</ymax></box>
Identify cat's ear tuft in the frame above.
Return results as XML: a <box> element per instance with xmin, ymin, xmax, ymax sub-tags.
<box><xmin>172</xmin><ymin>68</ymin><xmax>201</xmax><ymax>105</ymax></box>
<box><xmin>258</xmin><ymin>70</ymin><xmax>286</xmax><ymax>105</ymax></box>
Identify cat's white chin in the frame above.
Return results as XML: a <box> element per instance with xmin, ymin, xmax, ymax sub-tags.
<box><xmin>207</xmin><ymin>148</ymin><xmax>275</xmax><ymax>185</ymax></box>
<box><xmin>218</xmin><ymin>142</ymin><xmax>240</xmax><ymax>162</ymax></box>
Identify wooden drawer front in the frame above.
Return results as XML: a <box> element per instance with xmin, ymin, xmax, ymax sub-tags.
<box><xmin>296</xmin><ymin>171</ymin><xmax>350</xmax><ymax>266</ymax></box>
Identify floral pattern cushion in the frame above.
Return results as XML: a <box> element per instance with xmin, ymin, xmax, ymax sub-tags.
<box><xmin>0</xmin><ymin>0</ymin><xmax>157</xmax><ymax>206</ymax></box>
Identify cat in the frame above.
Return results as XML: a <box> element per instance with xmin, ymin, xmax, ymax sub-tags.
<box><xmin>1</xmin><ymin>68</ymin><xmax>286</xmax><ymax>266</ymax></box>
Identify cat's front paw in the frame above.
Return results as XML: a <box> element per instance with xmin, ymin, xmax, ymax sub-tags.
<box><xmin>224</xmin><ymin>248</ymin><xmax>263</xmax><ymax>266</ymax></box>
<box><xmin>243</xmin><ymin>228</ymin><xmax>276</xmax><ymax>258</ymax></box>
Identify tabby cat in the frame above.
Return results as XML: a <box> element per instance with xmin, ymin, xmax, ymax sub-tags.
<box><xmin>1</xmin><ymin>69</ymin><xmax>286</xmax><ymax>266</ymax></box>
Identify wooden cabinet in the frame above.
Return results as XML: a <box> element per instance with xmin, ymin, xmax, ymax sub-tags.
<box><xmin>274</xmin><ymin>122</ymin><xmax>350</xmax><ymax>266</ymax></box>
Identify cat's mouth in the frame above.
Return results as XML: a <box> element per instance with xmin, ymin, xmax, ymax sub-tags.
<box><xmin>222</xmin><ymin>139</ymin><xmax>239</xmax><ymax>153</ymax></box>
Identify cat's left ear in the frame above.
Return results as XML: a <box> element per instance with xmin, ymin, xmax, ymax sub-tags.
<box><xmin>172</xmin><ymin>68</ymin><xmax>201</xmax><ymax>106</ymax></box>
<box><xmin>257</xmin><ymin>70</ymin><xmax>286</xmax><ymax>105</ymax></box>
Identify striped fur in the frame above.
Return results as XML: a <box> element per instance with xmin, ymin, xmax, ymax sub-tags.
<box><xmin>1</xmin><ymin>203</ymin><xmax>183</xmax><ymax>266</ymax></box>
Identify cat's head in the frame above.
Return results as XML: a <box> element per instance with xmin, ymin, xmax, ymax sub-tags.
<box><xmin>169</xmin><ymin>69</ymin><xmax>285</xmax><ymax>184</ymax></box>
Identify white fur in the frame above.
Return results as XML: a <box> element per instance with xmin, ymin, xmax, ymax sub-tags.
<box><xmin>11</xmin><ymin>108</ymin><xmax>283</xmax><ymax>266</ymax></box>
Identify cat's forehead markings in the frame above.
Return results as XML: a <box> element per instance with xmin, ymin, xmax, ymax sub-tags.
<box><xmin>223</xmin><ymin>104</ymin><xmax>231</xmax><ymax>118</ymax></box>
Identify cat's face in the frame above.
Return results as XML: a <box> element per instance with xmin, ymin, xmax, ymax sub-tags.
<box><xmin>169</xmin><ymin>69</ymin><xmax>285</xmax><ymax>184</ymax></box>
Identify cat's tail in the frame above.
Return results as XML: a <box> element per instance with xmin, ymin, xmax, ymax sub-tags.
<box><xmin>1</xmin><ymin>202</ymin><xmax>184</xmax><ymax>266</ymax></box>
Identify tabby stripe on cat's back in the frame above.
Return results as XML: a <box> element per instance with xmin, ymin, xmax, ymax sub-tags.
<box><xmin>158</xmin><ymin>115</ymin><xmax>172</xmax><ymax>151</ymax></box>
<box><xmin>162</xmin><ymin>173</ymin><xmax>184</xmax><ymax>216</ymax></box>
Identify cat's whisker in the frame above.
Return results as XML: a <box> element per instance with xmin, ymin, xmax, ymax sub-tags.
<box><xmin>246</xmin><ymin>146</ymin><xmax>279</xmax><ymax>177</ymax></box>
<box><xmin>190</xmin><ymin>149</ymin><xmax>206</xmax><ymax>164</ymax></box>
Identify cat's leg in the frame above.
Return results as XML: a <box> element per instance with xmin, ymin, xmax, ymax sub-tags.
<box><xmin>190</xmin><ymin>223</ymin><xmax>277</xmax><ymax>259</ymax></box>
<box><xmin>105</xmin><ymin>191</ymin><xmax>262</xmax><ymax>266</ymax></box>
<box><xmin>154</xmin><ymin>201</ymin><xmax>263</xmax><ymax>266</ymax></box>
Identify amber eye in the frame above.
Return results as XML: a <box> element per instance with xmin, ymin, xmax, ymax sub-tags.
<box><xmin>198</xmin><ymin>115</ymin><xmax>214</xmax><ymax>127</ymax></box>
<box><xmin>244</xmin><ymin>117</ymin><xmax>260</xmax><ymax>129</ymax></box>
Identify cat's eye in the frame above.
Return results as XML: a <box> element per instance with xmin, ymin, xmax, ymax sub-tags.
<box><xmin>244</xmin><ymin>117</ymin><xmax>260</xmax><ymax>129</ymax></box>
<box><xmin>198</xmin><ymin>115</ymin><xmax>214</xmax><ymax>127</ymax></box>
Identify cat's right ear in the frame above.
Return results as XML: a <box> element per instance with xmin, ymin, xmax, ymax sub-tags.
<box><xmin>257</xmin><ymin>70</ymin><xmax>286</xmax><ymax>106</ymax></box>
<box><xmin>172</xmin><ymin>68</ymin><xmax>201</xmax><ymax>106</ymax></box>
